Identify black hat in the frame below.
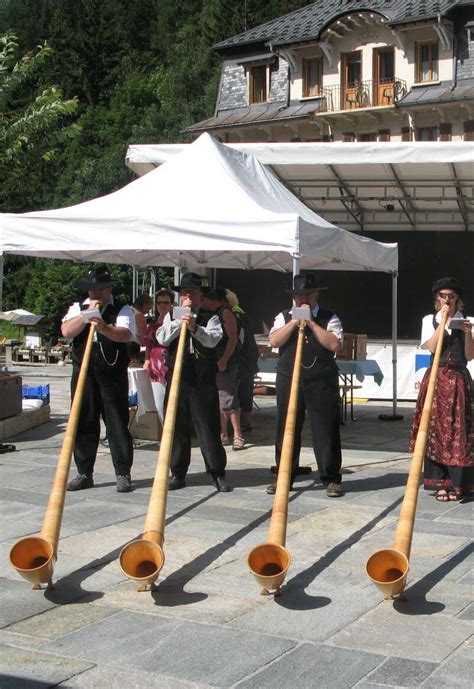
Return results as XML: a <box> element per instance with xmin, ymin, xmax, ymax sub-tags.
<box><xmin>285</xmin><ymin>274</ymin><xmax>328</xmax><ymax>295</ymax></box>
<box><xmin>173</xmin><ymin>272</ymin><xmax>202</xmax><ymax>291</ymax></box>
<box><xmin>432</xmin><ymin>277</ymin><xmax>462</xmax><ymax>297</ymax></box>
<box><xmin>75</xmin><ymin>265</ymin><xmax>117</xmax><ymax>291</ymax></box>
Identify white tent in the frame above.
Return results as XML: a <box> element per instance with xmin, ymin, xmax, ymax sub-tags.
<box><xmin>0</xmin><ymin>133</ymin><xmax>397</xmax><ymax>273</ymax></box>
<box><xmin>0</xmin><ymin>309</ymin><xmax>44</xmax><ymax>326</ymax></box>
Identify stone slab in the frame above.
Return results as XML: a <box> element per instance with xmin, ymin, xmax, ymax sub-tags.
<box><xmin>366</xmin><ymin>656</ymin><xmax>439</xmax><ymax>686</ymax></box>
<box><xmin>0</xmin><ymin>642</ymin><xmax>94</xmax><ymax>688</ymax></box>
<box><xmin>236</xmin><ymin>642</ymin><xmax>384</xmax><ymax>689</ymax></box>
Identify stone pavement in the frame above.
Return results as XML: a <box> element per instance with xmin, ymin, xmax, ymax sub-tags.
<box><xmin>0</xmin><ymin>365</ymin><xmax>472</xmax><ymax>689</ymax></box>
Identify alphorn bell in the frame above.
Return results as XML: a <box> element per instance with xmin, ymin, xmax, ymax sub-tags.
<box><xmin>366</xmin><ymin>309</ymin><xmax>449</xmax><ymax>599</ymax></box>
<box><xmin>247</xmin><ymin>319</ymin><xmax>306</xmax><ymax>596</ymax></box>
<box><xmin>119</xmin><ymin>319</ymin><xmax>188</xmax><ymax>591</ymax></box>
<box><xmin>9</xmin><ymin>317</ymin><xmax>98</xmax><ymax>589</ymax></box>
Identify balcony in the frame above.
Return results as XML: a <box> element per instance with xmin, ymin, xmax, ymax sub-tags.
<box><xmin>319</xmin><ymin>78</ymin><xmax>407</xmax><ymax>114</ymax></box>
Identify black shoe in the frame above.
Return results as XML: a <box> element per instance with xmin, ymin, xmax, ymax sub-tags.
<box><xmin>212</xmin><ymin>476</ymin><xmax>232</xmax><ymax>492</ymax></box>
<box><xmin>169</xmin><ymin>475</ymin><xmax>186</xmax><ymax>490</ymax></box>
<box><xmin>67</xmin><ymin>474</ymin><xmax>94</xmax><ymax>491</ymax></box>
<box><xmin>116</xmin><ymin>475</ymin><xmax>132</xmax><ymax>493</ymax></box>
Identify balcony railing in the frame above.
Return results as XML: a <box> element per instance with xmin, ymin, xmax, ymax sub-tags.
<box><xmin>319</xmin><ymin>78</ymin><xmax>407</xmax><ymax>113</ymax></box>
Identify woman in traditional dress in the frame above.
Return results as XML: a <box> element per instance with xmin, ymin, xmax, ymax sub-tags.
<box><xmin>409</xmin><ymin>277</ymin><xmax>474</xmax><ymax>501</ymax></box>
<box><xmin>143</xmin><ymin>288</ymin><xmax>174</xmax><ymax>423</ymax></box>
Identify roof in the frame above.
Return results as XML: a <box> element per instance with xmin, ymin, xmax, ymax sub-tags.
<box><xmin>125</xmin><ymin>141</ymin><xmax>474</xmax><ymax>233</ymax></box>
<box><xmin>214</xmin><ymin>0</ymin><xmax>463</xmax><ymax>51</ymax></box>
<box><xmin>185</xmin><ymin>102</ymin><xmax>322</xmax><ymax>134</ymax></box>
<box><xmin>397</xmin><ymin>78</ymin><xmax>474</xmax><ymax>107</ymax></box>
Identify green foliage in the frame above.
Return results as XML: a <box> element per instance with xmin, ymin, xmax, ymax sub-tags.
<box><xmin>1</xmin><ymin>0</ymin><xmax>311</xmax><ymax>319</ymax></box>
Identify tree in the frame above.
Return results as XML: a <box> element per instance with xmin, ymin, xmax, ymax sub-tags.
<box><xmin>0</xmin><ymin>31</ymin><xmax>79</xmax><ymax>211</ymax></box>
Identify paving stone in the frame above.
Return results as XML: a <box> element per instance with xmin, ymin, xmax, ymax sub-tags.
<box><xmin>7</xmin><ymin>602</ymin><xmax>120</xmax><ymax>639</ymax></box>
<box><xmin>0</xmin><ymin>642</ymin><xmax>94</xmax><ymax>688</ymax></box>
<box><xmin>42</xmin><ymin>611</ymin><xmax>295</xmax><ymax>686</ymax></box>
<box><xmin>421</xmin><ymin>650</ymin><xmax>474</xmax><ymax>689</ymax></box>
<box><xmin>366</xmin><ymin>656</ymin><xmax>438</xmax><ymax>686</ymax></box>
<box><xmin>328</xmin><ymin>606</ymin><xmax>473</xmax><ymax>662</ymax></box>
<box><xmin>58</xmin><ymin>665</ymin><xmax>209</xmax><ymax>689</ymax></box>
<box><xmin>236</xmin><ymin>642</ymin><xmax>384</xmax><ymax>688</ymax></box>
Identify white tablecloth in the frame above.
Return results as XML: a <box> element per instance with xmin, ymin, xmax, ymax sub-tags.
<box><xmin>128</xmin><ymin>368</ymin><xmax>157</xmax><ymax>418</ymax></box>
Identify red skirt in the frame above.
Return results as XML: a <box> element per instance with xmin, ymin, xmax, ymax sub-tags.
<box><xmin>409</xmin><ymin>364</ymin><xmax>474</xmax><ymax>496</ymax></box>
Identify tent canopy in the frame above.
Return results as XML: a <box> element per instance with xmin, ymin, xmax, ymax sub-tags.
<box><xmin>1</xmin><ymin>133</ymin><xmax>397</xmax><ymax>273</ymax></box>
<box><xmin>126</xmin><ymin>140</ymin><xmax>474</xmax><ymax>233</ymax></box>
<box><xmin>0</xmin><ymin>309</ymin><xmax>44</xmax><ymax>325</ymax></box>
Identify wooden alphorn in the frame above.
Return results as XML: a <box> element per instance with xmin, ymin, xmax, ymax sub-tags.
<box><xmin>247</xmin><ymin>320</ymin><xmax>306</xmax><ymax>596</ymax></box>
<box><xmin>119</xmin><ymin>320</ymin><xmax>188</xmax><ymax>591</ymax></box>
<box><xmin>9</xmin><ymin>318</ymin><xmax>98</xmax><ymax>589</ymax></box>
<box><xmin>366</xmin><ymin>309</ymin><xmax>449</xmax><ymax>599</ymax></box>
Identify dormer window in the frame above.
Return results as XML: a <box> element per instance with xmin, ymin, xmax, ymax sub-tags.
<box><xmin>416</xmin><ymin>41</ymin><xmax>438</xmax><ymax>82</ymax></box>
<box><xmin>302</xmin><ymin>57</ymin><xmax>322</xmax><ymax>97</ymax></box>
<box><xmin>249</xmin><ymin>65</ymin><xmax>268</xmax><ymax>103</ymax></box>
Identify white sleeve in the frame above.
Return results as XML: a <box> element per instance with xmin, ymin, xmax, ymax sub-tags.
<box><xmin>269</xmin><ymin>312</ymin><xmax>285</xmax><ymax>335</ymax></box>
<box><xmin>192</xmin><ymin>314</ymin><xmax>222</xmax><ymax>349</ymax></box>
<box><xmin>327</xmin><ymin>313</ymin><xmax>343</xmax><ymax>342</ymax></box>
<box><xmin>156</xmin><ymin>313</ymin><xmax>181</xmax><ymax>346</ymax></box>
<box><xmin>62</xmin><ymin>302</ymin><xmax>81</xmax><ymax>322</ymax></box>
<box><xmin>116</xmin><ymin>304</ymin><xmax>135</xmax><ymax>340</ymax></box>
<box><xmin>420</xmin><ymin>314</ymin><xmax>435</xmax><ymax>348</ymax></box>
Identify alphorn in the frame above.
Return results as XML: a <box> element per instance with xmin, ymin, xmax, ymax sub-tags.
<box><xmin>366</xmin><ymin>309</ymin><xmax>449</xmax><ymax>599</ymax></box>
<box><xmin>247</xmin><ymin>319</ymin><xmax>306</xmax><ymax>596</ymax></box>
<box><xmin>119</xmin><ymin>319</ymin><xmax>188</xmax><ymax>591</ymax></box>
<box><xmin>9</xmin><ymin>318</ymin><xmax>98</xmax><ymax>589</ymax></box>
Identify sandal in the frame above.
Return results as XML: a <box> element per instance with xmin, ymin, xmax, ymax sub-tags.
<box><xmin>435</xmin><ymin>490</ymin><xmax>449</xmax><ymax>502</ymax></box>
<box><xmin>0</xmin><ymin>443</ymin><xmax>16</xmax><ymax>454</ymax></box>
<box><xmin>232</xmin><ymin>436</ymin><xmax>245</xmax><ymax>451</ymax></box>
<box><xmin>448</xmin><ymin>491</ymin><xmax>460</xmax><ymax>501</ymax></box>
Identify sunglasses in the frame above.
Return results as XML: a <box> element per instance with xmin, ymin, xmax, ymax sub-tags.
<box><xmin>156</xmin><ymin>300</ymin><xmax>171</xmax><ymax>305</ymax></box>
<box><xmin>438</xmin><ymin>292</ymin><xmax>457</xmax><ymax>300</ymax></box>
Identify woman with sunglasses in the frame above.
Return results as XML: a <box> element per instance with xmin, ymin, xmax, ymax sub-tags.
<box><xmin>409</xmin><ymin>277</ymin><xmax>474</xmax><ymax>501</ymax></box>
<box><xmin>143</xmin><ymin>288</ymin><xmax>174</xmax><ymax>423</ymax></box>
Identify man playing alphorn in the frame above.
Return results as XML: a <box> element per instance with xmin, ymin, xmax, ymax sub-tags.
<box><xmin>267</xmin><ymin>274</ymin><xmax>344</xmax><ymax>498</ymax></box>
<box><xmin>157</xmin><ymin>273</ymin><xmax>231</xmax><ymax>492</ymax></box>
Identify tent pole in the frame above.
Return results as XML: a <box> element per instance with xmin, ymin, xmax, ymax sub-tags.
<box><xmin>0</xmin><ymin>253</ymin><xmax>3</xmax><ymax>311</ymax></box>
<box><xmin>379</xmin><ymin>272</ymin><xmax>403</xmax><ymax>421</ymax></box>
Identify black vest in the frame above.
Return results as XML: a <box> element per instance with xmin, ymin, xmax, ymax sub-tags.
<box><xmin>432</xmin><ymin>314</ymin><xmax>467</xmax><ymax>368</ymax></box>
<box><xmin>72</xmin><ymin>300</ymin><xmax>129</xmax><ymax>371</ymax></box>
<box><xmin>277</xmin><ymin>307</ymin><xmax>337</xmax><ymax>379</ymax></box>
<box><xmin>167</xmin><ymin>309</ymin><xmax>219</xmax><ymax>384</ymax></box>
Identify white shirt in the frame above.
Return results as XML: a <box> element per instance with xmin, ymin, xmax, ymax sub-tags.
<box><xmin>157</xmin><ymin>310</ymin><xmax>222</xmax><ymax>349</ymax></box>
<box><xmin>420</xmin><ymin>310</ymin><xmax>463</xmax><ymax>348</ymax></box>
<box><xmin>270</xmin><ymin>303</ymin><xmax>343</xmax><ymax>342</ymax></box>
<box><xmin>62</xmin><ymin>296</ymin><xmax>136</xmax><ymax>341</ymax></box>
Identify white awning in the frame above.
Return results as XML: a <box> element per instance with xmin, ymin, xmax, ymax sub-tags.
<box><xmin>126</xmin><ymin>141</ymin><xmax>474</xmax><ymax>233</ymax></box>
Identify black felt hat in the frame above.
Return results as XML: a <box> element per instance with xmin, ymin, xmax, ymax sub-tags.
<box><xmin>75</xmin><ymin>265</ymin><xmax>117</xmax><ymax>290</ymax></box>
<box><xmin>432</xmin><ymin>277</ymin><xmax>462</xmax><ymax>297</ymax></box>
<box><xmin>285</xmin><ymin>274</ymin><xmax>328</xmax><ymax>295</ymax></box>
<box><xmin>173</xmin><ymin>272</ymin><xmax>203</xmax><ymax>291</ymax></box>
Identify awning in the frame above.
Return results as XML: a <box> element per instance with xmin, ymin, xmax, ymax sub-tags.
<box><xmin>126</xmin><ymin>141</ymin><xmax>474</xmax><ymax>232</ymax></box>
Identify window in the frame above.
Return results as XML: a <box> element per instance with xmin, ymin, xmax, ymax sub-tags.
<box><xmin>464</xmin><ymin>121</ymin><xmax>474</xmax><ymax>141</ymax></box>
<box><xmin>416</xmin><ymin>126</ymin><xmax>437</xmax><ymax>141</ymax></box>
<box><xmin>249</xmin><ymin>65</ymin><xmax>267</xmax><ymax>104</ymax></box>
<box><xmin>302</xmin><ymin>57</ymin><xmax>322</xmax><ymax>97</ymax></box>
<box><xmin>343</xmin><ymin>132</ymin><xmax>356</xmax><ymax>142</ymax></box>
<box><xmin>439</xmin><ymin>123</ymin><xmax>452</xmax><ymax>141</ymax></box>
<box><xmin>360</xmin><ymin>133</ymin><xmax>377</xmax><ymax>142</ymax></box>
<box><xmin>378</xmin><ymin>129</ymin><xmax>391</xmax><ymax>142</ymax></box>
<box><xmin>416</xmin><ymin>42</ymin><xmax>439</xmax><ymax>82</ymax></box>
<box><xmin>401</xmin><ymin>127</ymin><xmax>412</xmax><ymax>141</ymax></box>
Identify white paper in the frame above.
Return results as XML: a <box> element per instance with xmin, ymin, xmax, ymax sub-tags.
<box><xmin>449</xmin><ymin>317</ymin><xmax>474</xmax><ymax>330</ymax></box>
<box><xmin>81</xmin><ymin>308</ymin><xmax>102</xmax><ymax>323</ymax></box>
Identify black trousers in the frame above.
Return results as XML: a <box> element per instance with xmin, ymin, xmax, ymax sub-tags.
<box><xmin>71</xmin><ymin>356</ymin><xmax>133</xmax><ymax>477</ymax></box>
<box><xmin>275</xmin><ymin>367</ymin><xmax>342</xmax><ymax>485</ymax></box>
<box><xmin>168</xmin><ymin>377</ymin><xmax>227</xmax><ymax>479</ymax></box>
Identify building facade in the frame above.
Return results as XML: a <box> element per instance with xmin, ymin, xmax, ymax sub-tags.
<box><xmin>187</xmin><ymin>0</ymin><xmax>474</xmax><ymax>145</ymax></box>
